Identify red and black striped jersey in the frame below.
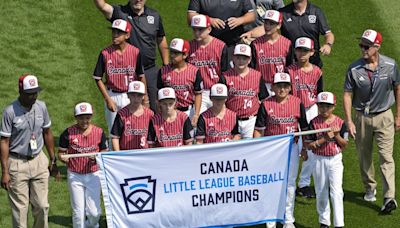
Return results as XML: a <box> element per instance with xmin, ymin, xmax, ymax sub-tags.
<box><xmin>59</xmin><ymin>125</ymin><xmax>107</xmax><ymax>174</ymax></box>
<box><xmin>111</xmin><ymin>107</ymin><xmax>154</xmax><ymax>150</ymax></box>
<box><xmin>93</xmin><ymin>44</ymin><xmax>144</xmax><ymax>92</ymax></box>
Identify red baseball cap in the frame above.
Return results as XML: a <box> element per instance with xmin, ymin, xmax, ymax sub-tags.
<box><xmin>169</xmin><ymin>38</ymin><xmax>190</xmax><ymax>54</ymax></box>
<box><xmin>111</xmin><ymin>19</ymin><xmax>132</xmax><ymax>33</ymax></box>
<box><xmin>191</xmin><ymin>15</ymin><xmax>211</xmax><ymax>28</ymax></box>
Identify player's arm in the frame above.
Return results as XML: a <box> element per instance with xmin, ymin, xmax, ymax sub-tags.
<box><xmin>183</xmin><ymin>117</ymin><xmax>194</xmax><ymax>146</ymax></box>
<box><xmin>110</xmin><ymin>113</ymin><xmax>123</xmax><ymax>151</ymax></box>
<box><xmin>232</xmin><ymin>116</ymin><xmax>241</xmax><ymax>140</ymax></box>
<box><xmin>99</xmin><ymin>131</ymin><xmax>109</xmax><ymax>152</ymax></box>
<box><xmin>240</xmin><ymin>25</ymin><xmax>265</xmax><ymax>43</ymax></box>
<box><xmin>227</xmin><ymin>1</ymin><xmax>256</xmax><ymax>30</ymax></box>
<box><xmin>253</xmin><ymin>104</ymin><xmax>266</xmax><ymax>138</ymax></box>
<box><xmin>147</xmin><ymin>120</ymin><xmax>157</xmax><ymax>148</ymax></box>
<box><xmin>0</xmin><ymin>137</ymin><xmax>10</xmax><ymax>190</ymax></box>
<box><xmin>193</xmin><ymin>70</ymin><xmax>203</xmax><ymax>126</ymax></box>
<box><xmin>334</xmin><ymin>123</ymin><xmax>349</xmax><ymax>149</ymax></box>
<box><xmin>258</xmin><ymin>79</ymin><xmax>269</xmax><ymax>101</ymax></box>
<box><xmin>317</xmin><ymin>73</ymin><xmax>324</xmax><ymax>93</ymax></box>
<box><xmin>58</xmin><ymin>129</ymin><xmax>70</xmax><ymax>163</ymax></box>
<box><xmin>93</xmin><ymin>53</ymin><xmax>116</xmax><ymax>112</ymax></box>
<box><xmin>93</xmin><ymin>0</ymin><xmax>114</xmax><ymax>20</ymax></box>
<box><xmin>195</xmin><ymin>115</ymin><xmax>206</xmax><ymax>144</ymax></box>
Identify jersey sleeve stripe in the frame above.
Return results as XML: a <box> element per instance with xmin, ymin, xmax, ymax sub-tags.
<box><xmin>0</xmin><ymin>131</ymin><xmax>11</xmax><ymax>137</ymax></box>
<box><xmin>92</xmin><ymin>75</ymin><xmax>102</xmax><ymax>80</ymax></box>
<box><xmin>43</xmin><ymin>121</ymin><xmax>52</xmax><ymax>128</ymax></box>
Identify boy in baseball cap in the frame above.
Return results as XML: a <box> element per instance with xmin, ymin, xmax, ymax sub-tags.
<box><xmin>305</xmin><ymin>92</ymin><xmax>348</xmax><ymax>228</ymax></box>
<box><xmin>147</xmin><ymin>88</ymin><xmax>194</xmax><ymax>147</ymax></box>
<box><xmin>111</xmin><ymin>81</ymin><xmax>154</xmax><ymax>150</ymax></box>
<box><xmin>196</xmin><ymin>83</ymin><xmax>241</xmax><ymax>144</ymax></box>
<box><xmin>157</xmin><ymin>38</ymin><xmax>203</xmax><ymax>127</ymax></box>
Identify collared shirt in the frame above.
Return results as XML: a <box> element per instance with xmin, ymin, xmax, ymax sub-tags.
<box><xmin>344</xmin><ymin>54</ymin><xmax>400</xmax><ymax>113</ymax></box>
<box><xmin>280</xmin><ymin>2</ymin><xmax>331</xmax><ymax>68</ymax></box>
<box><xmin>1</xmin><ymin>100</ymin><xmax>51</xmax><ymax>156</ymax></box>
<box><xmin>111</xmin><ymin>4</ymin><xmax>166</xmax><ymax>68</ymax></box>
<box><xmin>250</xmin><ymin>0</ymin><xmax>284</xmax><ymax>27</ymax></box>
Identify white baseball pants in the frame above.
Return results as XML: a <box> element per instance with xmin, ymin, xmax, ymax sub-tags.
<box><xmin>285</xmin><ymin>143</ymin><xmax>300</xmax><ymax>224</ymax></box>
<box><xmin>104</xmin><ymin>90</ymin><xmax>130</xmax><ymax>134</ymax></box>
<box><xmin>200</xmin><ymin>90</ymin><xmax>213</xmax><ymax>114</ymax></box>
<box><xmin>238</xmin><ymin>116</ymin><xmax>257</xmax><ymax>139</ymax></box>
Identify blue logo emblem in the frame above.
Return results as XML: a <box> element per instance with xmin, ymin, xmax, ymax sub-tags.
<box><xmin>120</xmin><ymin>176</ymin><xmax>156</xmax><ymax>214</ymax></box>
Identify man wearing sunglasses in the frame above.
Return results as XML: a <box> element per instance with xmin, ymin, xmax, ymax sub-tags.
<box><xmin>343</xmin><ymin>29</ymin><xmax>400</xmax><ymax>214</ymax></box>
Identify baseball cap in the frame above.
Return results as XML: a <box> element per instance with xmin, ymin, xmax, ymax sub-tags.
<box><xmin>359</xmin><ymin>29</ymin><xmax>382</xmax><ymax>46</ymax></box>
<box><xmin>18</xmin><ymin>75</ymin><xmax>42</xmax><ymax>94</ymax></box>
<box><xmin>74</xmin><ymin>102</ymin><xmax>93</xmax><ymax>116</ymax></box>
<box><xmin>210</xmin><ymin>83</ymin><xmax>228</xmax><ymax>99</ymax></box>
<box><xmin>263</xmin><ymin>10</ymin><xmax>282</xmax><ymax>24</ymax></box>
<box><xmin>128</xmin><ymin>81</ymin><xmax>146</xmax><ymax>94</ymax></box>
<box><xmin>170</xmin><ymin>38</ymin><xmax>190</xmax><ymax>54</ymax></box>
<box><xmin>191</xmin><ymin>14</ymin><xmax>211</xmax><ymax>28</ymax></box>
<box><xmin>273</xmin><ymin>72</ymin><xmax>291</xmax><ymax>84</ymax></box>
<box><xmin>158</xmin><ymin>87</ymin><xmax>176</xmax><ymax>100</ymax></box>
<box><xmin>317</xmin><ymin>92</ymin><xmax>336</xmax><ymax>105</ymax></box>
<box><xmin>233</xmin><ymin>44</ymin><xmax>251</xmax><ymax>57</ymax></box>
<box><xmin>295</xmin><ymin>37</ymin><xmax>314</xmax><ymax>50</ymax></box>
<box><xmin>111</xmin><ymin>19</ymin><xmax>132</xmax><ymax>33</ymax></box>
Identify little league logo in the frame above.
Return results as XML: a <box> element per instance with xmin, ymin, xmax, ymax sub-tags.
<box><xmin>29</xmin><ymin>79</ymin><xmax>36</xmax><ymax>86</ymax></box>
<box><xmin>279</xmin><ymin>73</ymin><xmax>287</xmax><ymax>80</ymax></box>
<box><xmin>308</xmin><ymin>15</ymin><xmax>316</xmax><ymax>23</ymax></box>
<box><xmin>299</xmin><ymin>39</ymin><xmax>306</xmax><ymax>45</ymax></box>
<box><xmin>193</xmin><ymin>17</ymin><xmax>200</xmax><ymax>25</ymax></box>
<box><xmin>267</xmin><ymin>11</ymin><xmax>274</xmax><ymax>18</ymax></box>
<box><xmin>321</xmin><ymin>93</ymin><xmax>328</xmax><ymax>101</ymax></box>
<box><xmin>120</xmin><ymin>176</ymin><xmax>156</xmax><ymax>214</ymax></box>
<box><xmin>216</xmin><ymin>86</ymin><xmax>224</xmax><ymax>94</ymax></box>
<box><xmin>363</xmin><ymin>30</ymin><xmax>371</xmax><ymax>37</ymax></box>
<box><xmin>80</xmin><ymin>105</ymin><xmax>87</xmax><ymax>112</ymax></box>
<box><xmin>171</xmin><ymin>40</ymin><xmax>178</xmax><ymax>48</ymax></box>
<box><xmin>163</xmin><ymin>89</ymin><xmax>170</xmax><ymax>96</ymax></box>
<box><xmin>133</xmin><ymin>83</ymin><xmax>140</xmax><ymax>90</ymax></box>
<box><xmin>240</xmin><ymin>46</ymin><xmax>247</xmax><ymax>53</ymax></box>
<box><xmin>114</xmin><ymin>20</ymin><xmax>121</xmax><ymax>26</ymax></box>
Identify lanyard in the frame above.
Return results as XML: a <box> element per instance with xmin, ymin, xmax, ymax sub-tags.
<box><xmin>24</xmin><ymin>109</ymin><xmax>36</xmax><ymax>138</ymax></box>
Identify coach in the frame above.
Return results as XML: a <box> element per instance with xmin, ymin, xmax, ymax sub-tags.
<box><xmin>94</xmin><ymin>0</ymin><xmax>169</xmax><ymax>112</ymax></box>
<box><xmin>1</xmin><ymin>75</ymin><xmax>60</xmax><ymax>228</ymax></box>
<box><xmin>279</xmin><ymin>0</ymin><xmax>334</xmax><ymax>68</ymax></box>
<box><xmin>344</xmin><ymin>29</ymin><xmax>399</xmax><ymax>214</ymax></box>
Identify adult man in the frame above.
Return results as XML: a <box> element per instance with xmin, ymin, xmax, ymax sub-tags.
<box><xmin>94</xmin><ymin>0</ymin><xmax>169</xmax><ymax>112</ymax></box>
<box><xmin>280</xmin><ymin>0</ymin><xmax>334</xmax><ymax>68</ymax></box>
<box><xmin>344</xmin><ymin>29</ymin><xmax>400</xmax><ymax>214</ymax></box>
<box><xmin>1</xmin><ymin>75</ymin><xmax>60</xmax><ymax>228</ymax></box>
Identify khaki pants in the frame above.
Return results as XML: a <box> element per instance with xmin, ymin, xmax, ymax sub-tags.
<box><xmin>355</xmin><ymin>109</ymin><xmax>395</xmax><ymax>198</ymax></box>
<box><xmin>8</xmin><ymin>151</ymin><xmax>49</xmax><ymax>228</ymax></box>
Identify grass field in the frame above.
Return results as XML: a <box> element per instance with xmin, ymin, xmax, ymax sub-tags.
<box><xmin>0</xmin><ymin>0</ymin><xmax>399</xmax><ymax>227</ymax></box>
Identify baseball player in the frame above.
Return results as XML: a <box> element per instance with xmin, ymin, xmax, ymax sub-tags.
<box><xmin>254</xmin><ymin>73</ymin><xmax>308</xmax><ymax>228</ymax></box>
<box><xmin>111</xmin><ymin>81</ymin><xmax>154</xmax><ymax>150</ymax></box>
<box><xmin>249</xmin><ymin>10</ymin><xmax>293</xmax><ymax>96</ymax></box>
<box><xmin>196</xmin><ymin>83</ymin><xmax>241</xmax><ymax>144</ymax></box>
<box><xmin>306</xmin><ymin>92</ymin><xmax>348</xmax><ymax>228</ymax></box>
<box><xmin>157</xmin><ymin>38</ymin><xmax>203</xmax><ymax>126</ymax></box>
<box><xmin>93</xmin><ymin>19</ymin><xmax>148</xmax><ymax>139</ymax></box>
<box><xmin>287</xmin><ymin>37</ymin><xmax>323</xmax><ymax>198</ymax></box>
<box><xmin>219</xmin><ymin>44</ymin><xmax>268</xmax><ymax>139</ymax></box>
<box><xmin>187</xmin><ymin>14</ymin><xmax>229</xmax><ymax>113</ymax></box>
<box><xmin>147</xmin><ymin>88</ymin><xmax>194</xmax><ymax>147</ymax></box>
<box><xmin>58</xmin><ymin>102</ymin><xmax>108</xmax><ymax>228</ymax></box>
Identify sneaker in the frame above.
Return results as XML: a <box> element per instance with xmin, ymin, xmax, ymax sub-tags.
<box><xmin>266</xmin><ymin>222</ymin><xmax>276</xmax><ymax>228</ymax></box>
<box><xmin>363</xmin><ymin>189</ymin><xmax>376</xmax><ymax>202</ymax></box>
<box><xmin>296</xmin><ymin>186</ymin><xmax>316</xmax><ymax>198</ymax></box>
<box><xmin>381</xmin><ymin>198</ymin><xmax>398</xmax><ymax>214</ymax></box>
<box><xmin>320</xmin><ymin>224</ymin><xmax>329</xmax><ymax>228</ymax></box>
<box><xmin>283</xmin><ymin>223</ymin><xmax>296</xmax><ymax>228</ymax></box>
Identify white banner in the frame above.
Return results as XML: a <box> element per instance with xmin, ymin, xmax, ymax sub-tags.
<box><xmin>96</xmin><ymin>134</ymin><xmax>294</xmax><ymax>227</ymax></box>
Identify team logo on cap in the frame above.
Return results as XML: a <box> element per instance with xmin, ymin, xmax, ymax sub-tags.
<box><xmin>29</xmin><ymin>79</ymin><xmax>36</xmax><ymax>86</ymax></box>
<box><xmin>299</xmin><ymin>39</ymin><xmax>306</xmax><ymax>45</ymax></box>
<box><xmin>363</xmin><ymin>30</ymin><xmax>371</xmax><ymax>37</ymax></box>
<box><xmin>321</xmin><ymin>94</ymin><xmax>328</xmax><ymax>101</ymax></box>
<box><xmin>240</xmin><ymin>46</ymin><xmax>247</xmax><ymax>53</ymax></box>
<box><xmin>171</xmin><ymin>40</ymin><xmax>178</xmax><ymax>48</ymax></box>
<box><xmin>193</xmin><ymin>18</ymin><xmax>200</xmax><ymax>25</ymax></box>
<box><xmin>280</xmin><ymin>73</ymin><xmax>287</xmax><ymax>80</ymax></box>
<box><xmin>133</xmin><ymin>83</ymin><xmax>140</xmax><ymax>90</ymax></box>
<box><xmin>267</xmin><ymin>11</ymin><xmax>274</xmax><ymax>17</ymax></box>
<box><xmin>163</xmin><ymin>89</ymin><xmax>170</xmax><ymax>96</ymax></box>
<box><xmin>114</xmin><ymin>20</ymin><xmax>121</xmax><ymax>26</ymax></box>
<box><xmin>80</xmin><ymin>105</ymin><xmax>87</xmax><ymax>112</ymax></box>
<box><xmin>216</xmin><ymin>86</ymin><xmax>223</xmax><ymax>94</ymax></box>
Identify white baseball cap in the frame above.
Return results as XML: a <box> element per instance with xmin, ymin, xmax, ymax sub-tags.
<box><xmin>295</xmin><ymin>37</ymin><xmax>314</xmax><ymax>50</ymax></box>
<box><xmin>111</xmin><ymin>19</ymin><xmax>132</xmax><ymax>33</ymax></box>
<box><xmin>317</xmin><ymin>92</ymin><xmax>336</xmax><ymax>105</ymax></box>
<box><xmin>360</xmin><ymin>29</ymin><xmax>382</xmax><ymax>46</ymax></box>
<box><xmin>128</xmin><ymin>81</ymin><xmax>146</xmax><ymax>94</ymax></box>
<box><xmin>263</xmin><ymin>10</ymin><xmax>282</xmax><ymax>23</ymax></box>
<box><xmin>210</xmin><ymin>83</ymin><xmax>228</xmax><ymax>99</ymax></box>
<box><xmin>170</xmin><ymin>38</ymin><xmax>190</xmax><ymax>53</ymax></box>
<box><xmin>273</xmin><ymin>72</ymin><xmax>291</xmax><ymax>84</ymax></box>
<box><xmin>19</xmin><ymin>74</ymin><xmax>41</xmax><ymax>93</ymax></box>
<box><xmin>158</xmin><ymin>87</ymin><xmax>176</xmax><ymax>100</ymax></box>
<box><xmin>191</xmin><ymin>14</ymin><xmax>211</xmax><ymax>28</ymax></box>
<box><xmin>233</xmin><ymin>44</ymin><xmax>251</xmax><ymax>57</ymax></box>
<box><xmin>75</xmin><ymin>102</ymin><xmax>93</xmax><ymax>116</ymax></box>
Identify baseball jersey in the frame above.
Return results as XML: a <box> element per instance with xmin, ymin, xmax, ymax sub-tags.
<box><xmin>255</xmin><ymin>95</ymin><xmax>307</xmax><ymax>136</ymax></box>
<box><xmin>250</xmin><ymin>35</ymin><xmax>293</xmax><ymax>83</ymax></box>
<box><xmin>93</xmin><ymin>44</ymin><xmax>144</xmax><ymax>92</ymax></box>
<box><xmin>111</xmin><ymin>107</ymin><xmax>154</xmax><ymax>150</ymax></box>
<box><xmin>187</xmin><ymin>38</ymin><xmax>228</xmax><ymax>90</ymax></box>
<box><xmin>59</xmin><ymin>125</ymin><xmax>107</xmax><ymax>174</ymax></box>
<box><xmin>287</xmin><ymin>63</ymin><xmax>323</xmax><ymax>108</ymax></box>
<box><xmin>147</xmin><ymin>111</ymin><xmax>194</xmax><ymax>147</ymax></box>
<box><xmin>196</xmin><ymin>108</ymin><xmax>239</xmax><ymax>143</ymax></box>
<box><xmin>157</xmin><ymin>64</ymin><xmax>203</xmax><ymax>108</ymax></box>
<box><xmin>220</xmin><ymin>68</ymin><xmax>268</xmax><ymax>118</ymax></box>
<box><xmin>307</xmin><ymin>115</ymin><xmax>348</xmax><ymax>156</ymax></box>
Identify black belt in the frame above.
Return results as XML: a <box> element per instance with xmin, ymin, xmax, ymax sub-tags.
<box><xmin>108</xmin><ymin>89</ymin><xmax>124</xmax><ymax>93</ymax></box>
<box><xmin>238</xmin><ymin>116</ymin><xmax>254</xmax><ymax>121</ymax></box>
<box><xmin>177</xmin><ymin>106</ymin><xmax>189</xmax><ymax>111</ymax></box>
<box><xmin>144</xmin><ymin>63</ymin><xmax>156</xmax><ymax>70</ymax></box>
<box><xmin>358</xmin><ymin>109</ymin><xmax>388</xmax><ymax>116</ymax></box>
<box><xmin>9</xmin><ymin>152</ymin><xmax>38</xmax><ymax>160</ymax></box>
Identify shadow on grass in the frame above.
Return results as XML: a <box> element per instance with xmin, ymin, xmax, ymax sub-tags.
<box><xmin>49</xmin><ymin>215</ymin><xmax>107</xmax><ymax>227</ymax></box>
<box><xmin>344</xmin><ymin>189</ymin><xmax>381</xmax><ymax>213</ymax></box>
<box><xmin>241</xmin><ymin>222</ymin><xmax>310</xmax><ymax>228</ymax></box>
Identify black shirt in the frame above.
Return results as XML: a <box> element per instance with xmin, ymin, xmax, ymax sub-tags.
<box><xmin>280</xmin><ymin>2</ymin><xmax>331</xmax><ymax>68</ymax></box>
<box><xmin>111</xmin><ymin>4</ymin><xmax>166</xmax><ymax>68</ymax></box>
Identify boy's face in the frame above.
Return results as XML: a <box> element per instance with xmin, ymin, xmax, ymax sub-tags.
<box><xmin>159</xmin><ymin>99</ymin><xmax>176</xmax><ymax>115</ymax></box>
<box><xmin>272</xmin><ymin>83</ymin><xmax>291</xmax><ymax>99</ymax></box>
<box><xmin>75</xmin><ymin>115</ymin><xmax>92</xmax><ymax>130</ymax></box>
<box><xmin>233</xmin><ymin>55</ymin><xmax>251</xmax><ymax>70</ymax></box>
<box><xmin>128</xmin><ymin>93</ymin><xmax>144</xmax><ymax>105</ymax></box>
<box><xmin>112</xmin><ymin>29</ymin><xmax>129</xmax><ymax>45</ymax></box>
<box><xmin>295</xmin><ymin>48</ymin><xmax>314</xmax><ymax>64</ymax></box>
<box><xmin>263</xmin><ymin>20</ymin><xmax>280</xmax><ymax>36</ymax></box>
<box><xmin>318</xmin><ymin>103</ymin><xmax>335</xmax><ymax>118</ymax></box>
<box><xmin>170</xmin><ymin>51</ymin><xmax>186</xmax><ymax>65</ymax></box>
<box><xmin>192</xmin><ymin>27</ymin><xmax>211</xmax><ymax>41</ymax></box>
<box><xmin>211</xmin><ymin>97</ymin><xmax>226</xmax><ymax>107</ymax></box>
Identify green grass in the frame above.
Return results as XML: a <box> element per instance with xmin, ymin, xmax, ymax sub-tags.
<box><xmin>0</xmin><ymin>0</ymin><xmax>399</xmax><ymax>227</ymax></box>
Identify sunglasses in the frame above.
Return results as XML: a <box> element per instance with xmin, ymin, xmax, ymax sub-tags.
<box><xmin>359</xmin><ymin>44</ymin><xmax>373</xmax><ymax>50</ymax></box>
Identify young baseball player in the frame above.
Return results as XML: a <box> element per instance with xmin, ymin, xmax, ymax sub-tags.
<box><xmin>196</xmin><ymin>83</ymin><xmax>241</xmax><ymax>144</ymax></box>
<box><xmin>58</xmin><ymin>102</ymin><xmax>108</xmax><ymax>228</ymax></box>
<box><xmin>187</xmin><ymin>14</ymin><xmax>229</xmax><ymax>113</ymax></box>
<box><xmin>306</xmin><ymin>92</ymin><xmax>348</xmax><ymax>228</ymax></box>
<box><xmin>287</xmin><ymin>37</ymin><xmax>323</xmax><ymax>198</ymax></box>
<box><xmin>147</xmin><ymin>88</ymin><xmax>194</xmax><ymax>147</ymax></box>
<box><xmin>254</xmin><ymin>73</ymin><xmax>308</xmax><ymax>228</ymax></box>
<box><xmin>250</xmin><ymin>10</ymin><xmax>293</xmax><ymax>96</ymax></box>
<box><xmin>157</xmin><ymin>38</ymin><xmax>202</xmax><ymax>126</ymax></box>
<box><xmin>93</xmin><ymin>19</ymin><xmax>148</xmax><ymax>138</ymax></box>
<box><xmin>111</xmin><ymin>81</ymin><xmax>154</xmax><ymax>150</ymax></box>
<box><xmin>220</xmin><ymin>43</ymin><xmax>268</xmax><ymax>139</ymax></box>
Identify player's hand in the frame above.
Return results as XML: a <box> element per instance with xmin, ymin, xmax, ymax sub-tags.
<box><xmin>106</xmin><ymin>98</ymin><xmax>117</xmax><ymax>112</ymax></box>
<box><xmin>191</xmin><ymin>114</ymin><xmax>199</xmax><ymax>127</ymax></box>
<box><xmin>240</xmin><ymin>31</ymin><xmax>253</xmax><ymax>45</ymax></box>
<box><xmin>395</xmin><ymin>116</ymin><xmax>400</xmax><ymax>131</ymax></box>
<box><xmin>347</xmin><ymin>121</ymin><xmax>357</xmax><ymax>138</ymax></box>
<box><xmin>331</xmin><ymin>126</ymin><xmax>341</xmax><ymax>135</ymax></box>
<box><xmin>320</xmin><ymin>44</ymin><xmax>332</xmax><ymax>56</ymax></box>
<box><xmin>227</xmin><ymin>17</ymin><xmax>243</xmax><ymax>30</ymax></box>
<box><xmin>300</xmin><ymin>148</ymin><xmax>308</xmax><ymax>161</ymax></box>
<box><xmin>309</xmin><ymin>141</ymin><xmax>318</xmax><ymax>149</ymax></box>
<box><xmin>49</xmin><ymin>163</ymin><xmax>61</xmax><ymax>182</ymax></box>
<box><xmin>1</xmin><ymin>172</ymin><xmax>10</xmax><ymax>191</ymax></box>
<box><xmin>210</xmin><ymin>17</ymin><xmax>225</xmax><ymax>29</ymax></box>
